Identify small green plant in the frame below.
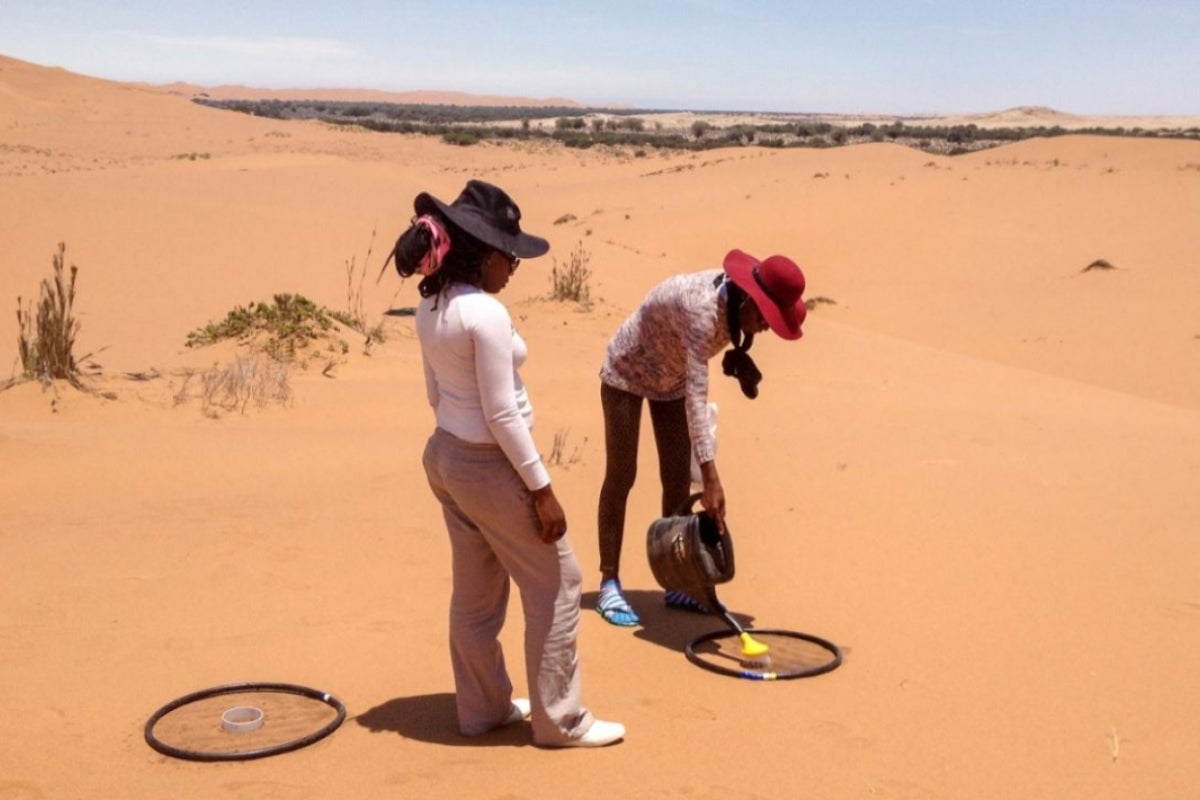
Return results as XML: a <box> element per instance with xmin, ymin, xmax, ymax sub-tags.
<box><xmin>549</xmin><ymin>242</ymin><xmax>592</xmax><ymax>304</ymax></box>
<box><xmin>186</xmin><ymin>293</ymin><xmax>344</xmax><ymax>361</ymax></box>
<box><xmin>16</xmin><ymin>242</ymin><xmax>83</xmax><ymax>388</ymax></box>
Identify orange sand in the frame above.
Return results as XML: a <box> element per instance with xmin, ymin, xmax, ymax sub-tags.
<box><xmin>2</xmin><ymin>54</ymin><xmax>1199</xmax><ymax>799</ymax></box>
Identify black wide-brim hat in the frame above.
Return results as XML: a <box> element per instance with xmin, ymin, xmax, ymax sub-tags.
<box><xmin>414</xmin><ymin>179</ymin><xmax>549</xmax><ymax>259</ymax></box>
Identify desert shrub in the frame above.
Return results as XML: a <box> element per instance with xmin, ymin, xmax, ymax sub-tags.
<box><xmin>556</xmin><ymin>133</ymin><xmax>594</xmax><ymax>149</ymax></box>
<box><xmin>549</xmin><ymin>242</ymin><xmax>592</xmax><ymax>304</ymax></box>
<box><xmin>442</xmin><ymin>130</ymin><xmax>481</xmax><ymax>146</ymax></box>
<box><xmin>555</xmin><ymin>117</ymin><xmax>586</xmax><ymax>130</ymax></box>
<box><xmin>186</xmin><ymin>293</ymin><xmax>345</xmax><ymax>361</ymax></box>
<box><xmin>1083</xmin><ymin>258</ymin><xmax>1116</xmax><ymax>272</ymax></box>
<box><xmin>16</xmin><ymin>242</ymin><xmax>82</xmax><ymax>387</ymax></box>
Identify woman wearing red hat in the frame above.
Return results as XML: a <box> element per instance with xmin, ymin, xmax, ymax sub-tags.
<box><xmin>595</xmin><ymin>249</ymin><xmax>807</xmax><ymax>627</ymax></box>
<box><xmin>390</xmin><ymin>179</ymin><xmax>624</xmax><ymax>747</ymax></box>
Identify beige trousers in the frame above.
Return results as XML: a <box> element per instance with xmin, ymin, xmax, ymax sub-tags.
<box><xmin>422</xmin><ymin>427</ymin><xmax>593</xmax><ymax>744</ymax></box>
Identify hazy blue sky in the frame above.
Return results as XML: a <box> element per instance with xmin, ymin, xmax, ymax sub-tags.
<box><xmin>2</xmin><ymin>1</ymin><xmax>1196</xmax><ymax>114</ymax></box>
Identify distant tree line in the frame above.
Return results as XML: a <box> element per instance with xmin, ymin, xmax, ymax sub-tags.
<box><xmin>193</xmin><ymin>98</ymin><xmax>1200</xmax><ymax>155</ymax></box>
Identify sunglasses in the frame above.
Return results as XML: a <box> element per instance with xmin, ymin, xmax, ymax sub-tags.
<box><xmin>492</xmin><ymin>249</ymin><xmax>520</xmax><ymax>274</ymax></box>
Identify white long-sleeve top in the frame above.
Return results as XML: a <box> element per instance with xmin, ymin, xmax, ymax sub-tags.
<box><xmin>417</xmin><ymin>282</ymin><xmax>550</xmax><ymax>491</ymax></box>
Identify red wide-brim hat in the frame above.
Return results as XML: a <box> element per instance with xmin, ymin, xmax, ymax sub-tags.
<box><xmin>723</xmin><ymin>249</ymin><xmax>806</xmax><ymax>340</ymax></box>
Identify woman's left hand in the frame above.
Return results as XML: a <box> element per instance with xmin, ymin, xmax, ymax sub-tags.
<box><xmin>699</xmin><ymin>460</ymin><xmax>727</xmax><ymax>534</ymax></box>
<box><xmin>531</xmin><ymin>484</ymin><xmax>568</xmax><ymax>544</ymax></box>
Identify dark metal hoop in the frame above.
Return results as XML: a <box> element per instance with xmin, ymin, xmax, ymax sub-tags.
<box><xmin>144</xmin><ymin>682</ymin><xmax>346</xmax><ymax>761</ymax></box>
<box><xmin>685</xmin><ymin>629</ymin><xmax>843</xmax><ymax>681</ymax></box>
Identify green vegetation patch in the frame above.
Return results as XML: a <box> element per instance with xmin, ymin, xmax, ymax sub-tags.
<box><xmin>187</xmin><ymin>293</ymin><xmax>351</xmax><ymax>362</ymax></box>
<box><xmin>195</xmin><ymin>98</ymin><xmax>1200</xmax><ymax>156</ymax></box>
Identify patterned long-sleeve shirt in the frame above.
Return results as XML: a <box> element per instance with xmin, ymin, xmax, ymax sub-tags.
<box><xmin>599</xmin><ymin>269</ymin><xmax>730</xmax><ymax>464</ymax></box>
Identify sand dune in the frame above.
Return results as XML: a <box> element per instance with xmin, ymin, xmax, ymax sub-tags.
<box><xmin>2</xmin><ymin>54</ymin><xmax>1199</xmax><ymax>799</ymax></box>
<box><xmin>151</xmin><ymin>80</ymin><xmax>585</xmax><ymax>108</ymax></box>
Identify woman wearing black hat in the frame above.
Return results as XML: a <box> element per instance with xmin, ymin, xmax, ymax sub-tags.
<box><xmin>390</xmin><ymin>179</ymin><xmax>624</xmax><ymax>747</ymax></box>
<box><xmin>594</xmin><ymin>250</ymin><xmax>807</xmax><ymax>627</ymax></box>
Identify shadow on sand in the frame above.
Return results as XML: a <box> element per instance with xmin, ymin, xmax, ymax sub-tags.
<box><xmin>354</xmin><ymin>692</ymin><xmax>531</xmax><ymax>747</ymax></box>
<box><xmin>581</xmin><ymin>588</ymin><xmax>756</xmax><ymax>654</ymax></box>
<box><xmin>354</xmin><ymin>591</ymin><xmax>756</xmax><ymax>744</ymax></box>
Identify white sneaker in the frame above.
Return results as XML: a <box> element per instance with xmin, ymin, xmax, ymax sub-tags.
<box><xmin>551</xmin><ymin>719</ymin><xmax>625</xmax><ymax>748</ymax></box>
<box><xmin>500</xmin><ymin>698</ymin><xmax>532</xmax><ymax>727</ymax></box>
<box><xmin>464</xmin><ymin>698</ymin><xmax>531</xmax><ymax>736</ymax></box>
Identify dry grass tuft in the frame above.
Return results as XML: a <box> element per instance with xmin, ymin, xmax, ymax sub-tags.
<box><xmin>336</xmin><ymin>229</ymin><xmax>394</xmax><ymax>352</ymax></box>
<box><xmin>547</xmin><ymin>428</ymin><xmax>586</xmax><ymax>468</ymax></box>
<box><xmin>12</xmin><ymin>242</ymin><xmax>83</xmax><ymax>390</ymax></box>
<box><xmin>174</xmin><ymin>356</ymin><xmax>292</xmax><ymax>417</ymax></box>
<box><xmin>549</xmin><ymin>242</ymin><xmax>592</xmax><ymax>305</ymax></box>
<box><xmin>805</xmin><ymin>296</ymin><xmax>838</xmax><ymax>310</ymax></box>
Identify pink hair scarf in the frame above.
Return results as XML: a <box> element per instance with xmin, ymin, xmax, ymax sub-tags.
<box><xmin>416</xmin><ymin>214</ymin><xmax>451</xmax><ymax>276</ymax></box>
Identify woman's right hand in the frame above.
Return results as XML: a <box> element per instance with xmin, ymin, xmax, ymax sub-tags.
<box><xmin>530</xmin><ymin>484</ymin><xmax>568</xmax><ymax>544</ymax></box>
